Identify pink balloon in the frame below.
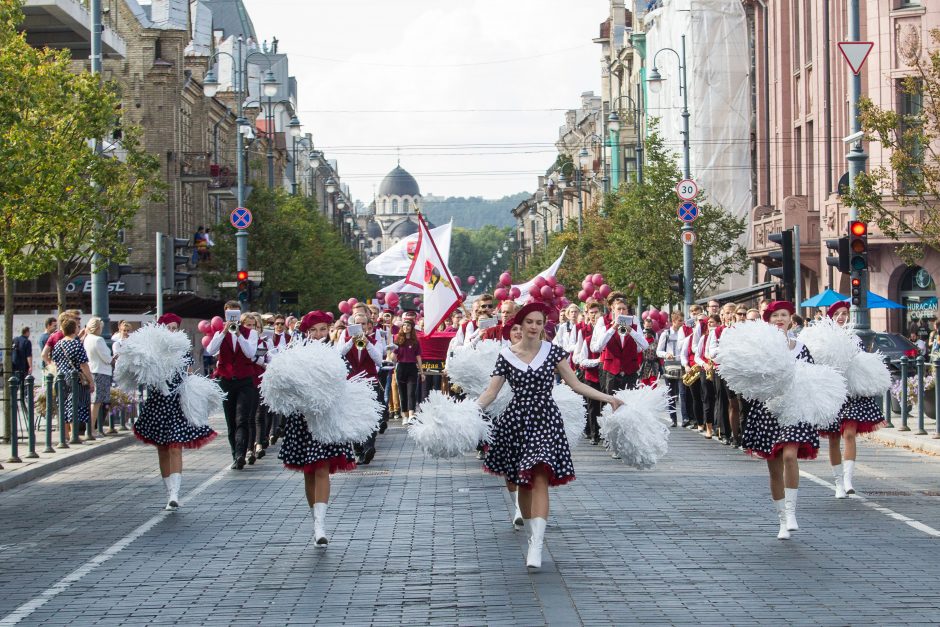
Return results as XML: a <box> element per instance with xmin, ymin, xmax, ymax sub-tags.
<box><xmin>578</xmin><ymin>289</ymin><xmax>589</xmax><ymax>302</ymax></box>
<box><xmin>414</xmin><ymin>298</ymin><xmax>422</xmax><ymax>306</ymax></box>
<box><xmin>467</xmin><ymin>276</ymin><xmax>477</xmax><ymax>285</ymax></box>
<box><xmin>592</xmin><ymin>273</ymin><xmax>604</xmax><ymax>286</ymax></box>
<box><xmin>529</xmin><ymin>288</ymin><xmax>542</xmax><ymax>301</ymax></box>
<box><xmin>547</xmin><ymin>309</ymin><xmax>560</xmax><ymax>323</ymax></box>
<box><xmin>582</xmin><ymin>279</ymin><xmax>593</xmax><ymax>291</ymax></box>
<box><xmin>386</xmin><ymin>294</ymin><xmax>400</xmax><ymax>308</ymax></box>
<box><xmin>210</xmin><ymin>316</ymin><xmax>224</xmax><ymax>333</ymax></box>
<box><xmin>499</xmin><ymin>272</ymin><xmax>512</xmax><ymax>286</ymax></box>
<box><xmin>453</xmin><ymin>277</ymin><xmax>461</xmax><ymax>286</ymax></box>
<box><xmin>532</xmin><ymin>276</ymin><xmax>546</xmax><ymax>289</ymax></box>
<box><xmin>348</xmin><ymin>298</ymin><xmax>358</xmax><ymax>306</ymax></box>
<box><xmin>494</xmin><ymin>287</ymin><xmax>509</xmax><ymax>301</ymax></box>
<box><xmin>599</xmin><ymin>284</ymin><xmax>612</xmax><ymax>298</ymax></box>
<box><xmin>338</xmin><ymin>302</ymin><xmax>351</xmax><ymax>315</ymax></box>
<box><xmin>641</xmin><ymin>311</ymin><xmax>650</xmax><ymax>320</ymax></box>
<box><xmin>201</xmin><ymin>335</ymin><xmax>212</xmax><ymax>348</ymax></box>
<box><xmin>540</xmin><ymin>285</ymin><xmax>554</xmax><ymax>299</ymax></box>
<box><xmin>340</xmin><ymin>314</ymin><xmax>349</xmax><ymax>323</ymax></box>
<box><xmin>553</xmin><ymin>284</ymin><xmax>565</xmax><ymax>297</ymax></box>
<box><xmin>546</xmin><ymin>276</ymin><xmax>557</xmax><ymax>287</ymax></box>
<box><xmin>376</xmin><ymin>291</ymin><xmax>385</xmax><ymax>299</ymax></box>
<box><xmin>509</xmin><ymin>287</ymin><xmax>521</xmax><ymax>299</ymax></box>
<box><xmin>560</xmin><ymin>297</ymin><xmax>570</xmax><ymax>307</ymax></box>
<box><xmin>197</xmin><ymin>320</ymin><xmax>211</xmax><ymax>334</ymax></box>
<box><xmin>593</xmin><ymin>290</ymin><xmax>601</xmax><ymax>300</ymax></box>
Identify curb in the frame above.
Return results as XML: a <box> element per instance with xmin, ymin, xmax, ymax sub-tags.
<box><xmin>864</xmin><ymin>429</ymin><xmax>940</xmax><ymax>457</ymax></box>
<box><xmin>0</xmin><ymin>433</ymin><xmax>137</xmax><ymax>494</ymax></box>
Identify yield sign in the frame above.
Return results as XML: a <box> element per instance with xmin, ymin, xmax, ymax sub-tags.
<box><xmin>838</xmin><ymin>42</ymin><xmax>874</xmax><ymax>75</ymax></box>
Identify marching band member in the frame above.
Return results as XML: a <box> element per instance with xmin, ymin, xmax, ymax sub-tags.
<box><xmin>206</xmin><ymin>300</ymin><xmax>259</xmax><ymax>469</ymax></box>
<box><xmin>339</xmin><ymin>312</ymin><xmax>386</xmax><ymax>465</ymax></box>
<box><xmin>820</xmin><ymin>301</ymin><xmax>887</xmax><ymax>498</ymax></box>
<box><xmin>577</xmin><ymin>300</ymin><xmax>605</xmax><ymax>444</ymax></box>
<box><xmin>590</xmin><ymin>292</ymin><xmax>649</xmax><ymax>394</ymax></box>
<box><xmin>656</xmin><ymin>312</ymin><xmax>686</xmax><ymax>427</ymax></box>
<box><xmin>245</xmin><ymin>313</ymin><xmax>271</xmax><ymax>464</ymax></box>
<box><xmin>392</xmin><ymin>320</ymin><xmax>424</xmax><ymax>425</ymax></box>
<box><xmin>479</xmin><ymin>299</ymin><xmax>518</xmax><ymax>343</ymax></box>
<box><xmin>262</xmin><ymin>314</ymin><xmax>291</xmax><ymax>446</ymax></box>
<box><xmin>278</xmin><ymin>311</ymin><xmax>357</xmax><ymax>547</ymax></box>
<box><xmin>453</xmin><ymin>294</ymin><xmax>496</xmax><ymax>348</ymax></box>
<box><xmin>696</xmin><ymin>314</ymin><xmax>721</xmax><ymax>439</ymax></box>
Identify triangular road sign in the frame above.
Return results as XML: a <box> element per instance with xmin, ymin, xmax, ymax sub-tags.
<box><xmin>838</xmin><ymin>42</ymin><xmax>874</xmax><ymax>75</ymax></box>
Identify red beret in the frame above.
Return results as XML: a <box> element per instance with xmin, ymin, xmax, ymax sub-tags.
<box><xmin>299</xmin><ymin>310</ymin><xmax>333</xmax><ymax>333</ymax></box>
<box><xmin>501</xmin><ymin>322</ymin><xmax>518</xmax><ymax>341</ymax></box>
<box><xmin>762</xmin><ymin>300</ymin><xmax>795</xmax><ymax>322</ymax></box>
<box><xmin>826</xmin><ymin>301</ymin><xmax>850</xmax><ymax>319</ymax></box>
<box><xmin>156</xmin><ymin>313</ymin><xmax>182</xmax><ymax>326</ymax></box>
<box><xmin>511</xmin><ymin>301</ymin><xmax>552</xmax><ymax>328</ymax></box>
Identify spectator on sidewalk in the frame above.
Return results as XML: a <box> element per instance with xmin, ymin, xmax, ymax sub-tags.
<box><xmin>41</xmin><ymin>310</ymin><xmax>83</xmax><ymax>370</ymax></box>
<box><xmin>51</xmin><ymin>317</ymin><xmax>94</xmax><ymax>441</ymax></box>
<box><xmin>12</xmin><ymin>326</ymin><xmax>32</xmax><ymax>398</ymax></box>
<box><xmin>37</xmin><ymin>317</ymin><xmax>57</xmax><ymax>372</ymax></box>
<box><xmin>84</xmin><ymin>317</ymin><xmax>113</xmax><ymax>435</ymax></box>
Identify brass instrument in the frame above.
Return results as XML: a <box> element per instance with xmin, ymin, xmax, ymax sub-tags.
<box><xmin>682</xmin><ymin>364</ymin><xmax>702</xmax><ymax>386</ymax></box>
<box><xmin>705</xmin><ymin>367</ymin><xmax>714</xmax><ymax>381</ymax></box>
<box><xmin>354</xmin><ymin>334</ymin><xmax>368</xmax><ymax>350</ymax></box>
<box><xmin>226</xmin><ymin>320</ymin><xmax>239</xmax><ymax>334</ymax></box>
<box><xmin>617</xmin><ymin>324</ymin><xmax>629</xmax><ymax>334</ymax></box>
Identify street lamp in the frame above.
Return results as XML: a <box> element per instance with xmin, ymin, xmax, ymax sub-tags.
<box><xmin>609</xmin><ymin>88</ymin><xmax>644</xmax><ymax>186</ymax></box>
<box><xmin>649</xmin><ymin>33</ymin><xmax>693</xmax><ymax>313</ymax></box>
<box><xmin>287</xmin><ymin>115</ymin><xmax>311</xmax><ymax>195</ymax></box>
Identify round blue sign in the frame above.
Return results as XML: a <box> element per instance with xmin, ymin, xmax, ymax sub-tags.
<box><xmin>230</xmin><ymin>207</ymin><xmax>252</xmax><ymax>230</ymax></box>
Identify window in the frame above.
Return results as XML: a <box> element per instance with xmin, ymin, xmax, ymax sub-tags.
<box><xmin>803</xmin><ymin>0</ymin><xmax>812</xmax><ymax>61</ymax></box>
<box><xmin>806</xmin><ymin>121</ymin><xmax>815</xmax><ymax>210</ymax></box>
<box><xmin>791</xmin><ymin>0</ymin><xmax>801</xmax><ymax>70</ymax></box>
<box><xmin>898</xmin><ymin>79</ymin><xmax>923</xmax><ymax>194</ymax></box>
<box><xmin>391</xmin><ymin>199</ymin><xmax>399</xmax><ymax>213</ymax></box>
<box><xmin>794</xmin><ymin>126</ymin><xmax>803</xmax><ymax>194</ymax></box>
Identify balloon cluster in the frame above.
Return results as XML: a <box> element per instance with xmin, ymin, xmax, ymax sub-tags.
<box><xmin>641</xmin><ymin>307</ymin><xmax>670</xmax><ymax>333</ymax></box>
<box><xmin>492</xmin><ymin>272</ymin><xmax>520</xmax><ymax>302</ymax></box>
<box><xmin>197</xmin><ymin>317</ymin><xmax>224</xmax><ymax>349</ymax></box>
<box><xmin>578</xmin><ymin>273</ymin><xmax>612</xmax><ymax>304</ymax></box>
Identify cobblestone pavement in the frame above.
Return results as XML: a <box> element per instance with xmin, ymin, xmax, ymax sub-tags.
<box><xmin>1</xmin><ymin>417</ymin><xmax>938</xmax><ymax>626</ymax></box>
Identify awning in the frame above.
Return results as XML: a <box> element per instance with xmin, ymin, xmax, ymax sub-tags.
<box><xmin>695</xmin><ymin>281</ymin><xmax>776</xmax><ymax>305</ymax></box>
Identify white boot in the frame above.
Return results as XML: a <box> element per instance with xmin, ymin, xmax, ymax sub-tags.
<box><xmin>164</xmin><ymin>473</ymin><xmax>181</xmax><ymax>511</ymax></box>
<box><xmin>774</xmin><ymin>499</ymin><xmax>790</xmax><ymax>540</ymax></box>
<box><xmin>313</xmin><ymin>503</ymin><xmax>328</xmax><ymax>546</ymax></box>
<box><xmin>844</xmin><ymin>460</ymin><xmax>856</xmax><ymax>495</ymax></box>
<box><xmin>784</xmin><ymin>488</ymin><xmax>799</xmax><ymax>531</ymax></box>
<box><xmin>512</xmin><ymin>492</ymin><xmax>524</xmax><ymax>530</ymax></box>
<box><xmin>526</xmin><ymin>517</ymin><xmax>546</xmax><ymax>569</ymax></box>
<box><xmin>832</xmin><ymin>464</ymin><xmax>847</xmax><ymax>499</ymax></box>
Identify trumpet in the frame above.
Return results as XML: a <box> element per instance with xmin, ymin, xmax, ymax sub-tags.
<box><xmin>682</xmin><ymin>364</ymin><xmax>702</xmax><ymax>386</ymax></box>
<box><xmin>226</xmin><ymin>320</ymin><xmax>239</xmax><ymax>334</ymax></box>
<box><xmin>617</xmin><ymin>323</ymin><xmax>629</xmax><ymax>334</ymax></box>
<box><xmin>354</xmin><ymin>334</ymin><xmax>368</xmax><ymax>350</ymax></box>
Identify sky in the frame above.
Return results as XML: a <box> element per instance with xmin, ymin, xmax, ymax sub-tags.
<box><xmin>240</xmin><ymin>0</ymin><xmax>608</xmax><ymax>203</ymax></box>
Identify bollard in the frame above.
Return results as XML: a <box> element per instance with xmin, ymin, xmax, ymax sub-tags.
<box><xmin>43</xmin><ymin>373</ymin><xmax>55</xmax><ymax>453</ymax></box>
<box><xmin>916</xmin><ymin>356</ymin><xmax>928</xmax><ymax>435</ymax></box>
<box><xmin>935</xmin><ymin>355</ymin><xmax>940</xmax><ymax>440</ymax></box>
<box><xmin>56</xmin><ymin>375</ymin><xmax>69</xmax><ymax>449</ymax></box>
<box><xmin>899</xmin><ymin>356</ymin><xmax>910</xmax><ymax>431</ymax></box>
<box><xmin>884</xmin><ymin>357</ymin><xmax>894</xmax><ymax>428</ymax></box>
<box><xmin>84</xmin><ymin>378</ymin><xmax>96</xmax><ymax>442</ymax></box>
<box><xmin>7</xmin><ymin>376</ymin><xmax>22</xmax><ymax>463</ymax></box>
<box><xmin>68</xmin><ymin>371</ymin><xmax>82</xmax><ymax>444</ymax></box>
<box><xmin>25</xmin><ymin>375</ymin><xmax>37</xmax><ymax>459</ymax></box>
<box><xmin>108</xmin><ymin>403</ymin><xmax>117</xmax><ymax>434</ymax></box>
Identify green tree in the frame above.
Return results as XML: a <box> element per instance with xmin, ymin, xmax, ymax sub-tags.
<box><xmin>208</xmin><ymin>188</ymin><xmax>376</xmax><ymax>312</ymax></box>
<box><xmin>448</xmin><ymin>225</ymin><xmax>511</xmax><ymax>282</ymax></box>
<box><xmin>843</xmin><ymin>28</ymin><xmax>940</xmax><ymax>265</ymax></box>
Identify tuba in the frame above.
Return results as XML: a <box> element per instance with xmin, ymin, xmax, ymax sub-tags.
<box><xmin>682</xmin><ymin>364</ymin><xmax>702</xmax><ymax>386</ymax></box>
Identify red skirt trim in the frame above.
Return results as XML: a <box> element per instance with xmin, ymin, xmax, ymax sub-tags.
<box><xmin>746</xmin><ymin>441</ymin><xmax>818</xmax><ymax>461</ymax></box>
<box><xmin>284</xmin><ymin>456</ymin><xmax>356</xmax><ymax>475</ymax></box>
<box><xmin>133</xmin><ymin>429</ymin><xmax>218</xmax><ymax>450</ymax></box>
<box><xmin>820</xmin><ymin>419</ymin><xmax>886</xmax><ymax>437</ymax></box>
<box><xmin>483</xmin><ymin>462</ymin><xmax>575</xmax><ymax>488</ymax></box>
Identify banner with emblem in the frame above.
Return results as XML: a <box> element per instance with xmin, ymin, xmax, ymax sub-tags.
<box><xmin>364</xmin><ymin>222</ymin><xmax>452</xmax><ymax>276</ymax></box>
<box><xmin>406</xmin><ymin>213</ymin><xmax>461</xmax><ymax>336</ymax></box>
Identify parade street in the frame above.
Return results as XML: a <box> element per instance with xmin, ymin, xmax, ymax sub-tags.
<box><xmin>0</xmin><ymin>422</ymin><xmax>937</xmax><ymax>627</ymax></box>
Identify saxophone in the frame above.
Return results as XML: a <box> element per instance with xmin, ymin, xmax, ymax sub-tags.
<box><xmin>682</xmin><ymin>364</ymin><xmax>702</xmax><ymax>386</ymax></box>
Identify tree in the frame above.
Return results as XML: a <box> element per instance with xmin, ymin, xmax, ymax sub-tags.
<box><xmin>448</xmin><ymin>225</ymin><xmax>511</xmax><ymax>282</ymax></box>
<box><xmin>843</xmin><ymin>28</ymin><xmax>940</xmax><ymax>265</ymax></box>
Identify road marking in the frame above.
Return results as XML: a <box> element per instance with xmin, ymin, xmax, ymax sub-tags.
<box><xmin>800</xmin><ymin>470</ymin><xmax>940</xmax><ymax>538</ymax></box>
<box><xmin>0</xmin><ymin>465</ymin><xmax>230</xmax><ymax>626</ymax></box>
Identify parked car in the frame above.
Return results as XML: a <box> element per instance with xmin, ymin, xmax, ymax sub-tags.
<box><xmin>860</xmin><ymin>332</ymin><xmax>920</xmax><ymax>377</ymax></box>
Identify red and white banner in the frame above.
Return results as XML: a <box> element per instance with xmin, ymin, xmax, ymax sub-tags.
<box><xmin>364</xmin><ymin>222</ymin><xmax>452</xmax><ymax>277</ymax></box>
<box><xmin>512</xmin><ymin>247</ymin><xmax>567</xmax><ymax>304</ymax></box>
<box><xmin>407</xmin><ymin>213</ymin><xmax>462</xmax><ymax>336</ymax></box>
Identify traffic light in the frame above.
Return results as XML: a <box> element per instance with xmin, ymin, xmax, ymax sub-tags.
<box><xmin>850</xmin><ymin>275</ymin><xmax>863</xmax><ymax>306</ymax></box>
<box><xmin>669</xmin><ymin>270</ymin><xmax>684</xmax><ymax>295</ymax></box>
<box><xmin>825</xmin><ymin>236</ymin><xmax>850</xmax><ymax>273</ymax></box>
<box><xmin>237</xmin><ymin>270</ymin><xmax>251</xmax><ymax>303</ymax></box>
<box><xmin>848</xmin><ymin>221</ymin><xmax>868</xmax><ymax>308</ymax></box>
<box><xmin>163</xmin><ymin>236</ymin><xmax>191</xmax><ymax>291</ymax></box>
<box><xmin>767</xmin><ymin>228</ymin><xmax>795</xmax><ymax>301</ymax></box>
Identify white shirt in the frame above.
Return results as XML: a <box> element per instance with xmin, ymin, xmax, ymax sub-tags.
<box><xmin>656</xmin><ymin>327</ymin><xmax>681</xmax><ymax>360</ymax></box>
<box><xmin>83</xmin><ymin>334</ymin><xmax>112</xmax><ymax>375</ymax></box>
<box><xmin>205</xmin><ymin>328</ymin><xmax>259</xmax><ymax>359</ymax></box>
<box><xmin>589</xmin><ymin>318</ymin><xmax>649</xmax><ymax>354</ymax></box>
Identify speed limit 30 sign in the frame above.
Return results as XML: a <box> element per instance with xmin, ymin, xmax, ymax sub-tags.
<box><xmin>675</xmin><ymin>179</ymin><xmax>698</xmax><ymax>201</ymax></box>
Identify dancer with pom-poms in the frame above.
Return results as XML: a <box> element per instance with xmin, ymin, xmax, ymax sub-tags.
<box><xmin>120</xmin><ymin>314</ymin><xmax>221</xmax><ymax>511</ymax></box>
<box><xmin>476</xmin><ymin>302</ymin><xmax>623</xmax><ymax>569</ymax></box>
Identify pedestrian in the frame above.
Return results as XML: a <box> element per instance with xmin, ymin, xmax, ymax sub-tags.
<box><xmin>476</xmin><ymin>302</ymin><xmax>623</xmax><ymax>568</ymax></box>
<box><xmin>41</xmin><ymin>310</ymin><xmax>83</xmax><ymax>370</ymax></box>
<box><xmin>277</xmin><ymin>311</ymin><xmax>357</xmax><ymax>547</ymax></box>
<box><xmin>12</xmin><ymin>326</ymin><xmax>32</xmax><ymax>389</ymax></box>
<box><xmin>51</xmin><ymin>317</ymin><xmax>94</xmax><ymax>441</ymax></box>
<box><xmin>83</xmin><ymin>317</ymin><xmax>113</xmax><ymax>435</ymax></box>
<box><xmin>205</xmin><ymin>300</ymin><xmax>259</xmax><ymax>469</ymax></box>
<box><xmin>132</xmin><ymin>314</ymin><xmax>218</xmax><ymax>510</ymax></box>
<box><xmin>111</xmin><ymin>320</ymin><xmax>133</xmax><ymax>357</ymax></box>
<box><xmin>819</xmin><ymin>301</ymin><xmax>887</xmax><ymax>498</ymax></box>
<box><xmin>392</xmin><ymin>320</ymin><xmax>424</xmax><ymax>425</ymax></box>
<box><xmin>37</xmin><ymin>317</ymin><xmax>57</xmax><ymax>373</ymax></box>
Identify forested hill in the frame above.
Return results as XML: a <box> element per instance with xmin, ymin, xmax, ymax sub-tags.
<box><xmin>421</xmin><ymin>192</ymin><xmax>528</xmax><ymax>230</ymax></box>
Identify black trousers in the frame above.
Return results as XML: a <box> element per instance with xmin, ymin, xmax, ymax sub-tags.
<box><xmin>354</xmin><ymin>381</ymin><xmax>384</xmax><ymax>455</ymax></box>
<box><xmin>701</xmin><ymin>377</ymin><xmax>717</xmax><ymax>426</ymax></box>
<box><xmin>585</xmin><ymin>379</ymin><xmax>603</xmax><ymax>441</ymax></box>
<box><xmin>664</xmin><ymin>376</ymin><xmax>680</xmax><ymax>424</ymax></box>
<box><xmin>219</xmin><ymin>377</ymin><xmax>257</xmax><ymax>460</ymax></box>
<box><xmin>601</xmin><ymin>371</ymin><xmax>638</xmax><ymax>395</ymax></box>
<box><xmin>397</xmin><ymin>362</ymin><xmax>419</xmax><ymax>413</ymax></box>
<box><xmin>714</xmin><ymin>376</ymin><xmax>732</xmax><ymax>438</ymax></box>
<box><xmin>679</xmin><ymin>378</ymin><xmax>693</xmax><ymax>425</ymax></box>
<box><xmin>686</xmin><ymin>376</ymin><xmax>704</xmax><ymax>426</ymax></box>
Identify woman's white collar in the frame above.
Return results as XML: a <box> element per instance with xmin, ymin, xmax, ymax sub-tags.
<box><xmin>501</xmin><ymin>340</ymin><xmax>551</xmax><ymax>371</ymax></box>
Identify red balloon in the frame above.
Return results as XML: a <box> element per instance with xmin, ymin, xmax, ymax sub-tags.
<box><xmin>201</xmin><ymin>335</ymin><xmax>212</xmax><ymax>348</ymax></box>
<box><xmin>376</xmin><ymin>291</ymin><xmax>385</xmax><ymax>299</ymax></box>
<box><xmin>592</xmin><ymin>273</ymin><xmax>604</xmax><ymax>286</ymax></box>
<box><xmin>582</xmin><ymin>279</ymin><xmax>593</xmax><ymax>291</ymax></box>
<box><xmin>197</xmin><ymin>320</ymin><xmax>211</xmax><ymax>334</ymax></box>
<box><xmin>467</xmin><ymin>276</ymin><xmax>477</xmax><ymax>285</ymax></box>
<box><xmin>499</xmin><ymin>272</ymin><xmax>512</xmax><ymax>286</ymax></box>
<box><xmin>210</xmin><ymin>316</ymin><xmax>224</xmax><ymax>333</ymax></box>
<box><xmin>532</xmin><ymin>276</ymin><xmax>546</xmax><ymax>289</ymax></box>
<box><xmin>453</xmin><ymin>276</ymin><xmax>461</xmax><ymax>286</ymax></box>
<box><xmin>540</xmin><ymin>285</ymin><xmax>553</xmax><ymax>299</ymax></box>
<box><xmin>509</xmin><ymin>287</ymin><xmax>521</xmax><ymax>299</ymax></box>
<box><xmin>553</xmin><ymin>284</ymin><xmax>565</xmax><ymax>297</ymax></box>
<box><xmin>414</xmin><ymin>298</ymin><xmax>422</xmax><ymax>306</ymax></box>
<box><xmin>599</xmin><ymin>284</ymin><xmax>612</xmax><ymax>298</ymax></box>
<box><xmin>494</xmin><ymin>287</ymin><xmax>509</xmax><ymax>301</ymax></box>
<box><xmin>340</xmin><ymin>314</ymin><xmax>349</xmax><ymax>323</ymax></box>
<box><xmin>641</xmin><ymin>311</ymin><xmax>650</xmax><ymax>320</ymax></box>
<box><xmin>546</xmin><ymin>276</ymin><xmax>557</xmax><ymax>287</ymax></box>
<box><xmin>593</xmin><ymin>290</ymin><xmax>602</xmax><ymax>301</ymax></box>
<box><xmin>386</xmin><ymin>293</ymin><xmax>400</xmax><ymax>308</ymax></box>
<box><xmin>338</xmin><ymin>302</ymin><xmax>351</xmax><ymax>315</ymax></box>
<box><xmin>578</xmin><ymin>289</ymin><xmax>589</xmax><ymax>302</ymax></box>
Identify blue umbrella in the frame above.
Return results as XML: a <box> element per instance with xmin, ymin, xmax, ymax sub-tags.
<box><xmin>800</xmin><ymin>289</ymin><xmax>847</xmax><ymax>308</ymax></box>
<box><xmin>867</xmin><ymin>291</ymin><xmax>905</xmax><ymax>310</ymax></box>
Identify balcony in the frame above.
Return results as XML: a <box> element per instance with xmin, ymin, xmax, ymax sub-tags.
<box><xmin>21</xmin><ymin>0</ymin><xmax>126</xmax><ymax>59</ymax></box>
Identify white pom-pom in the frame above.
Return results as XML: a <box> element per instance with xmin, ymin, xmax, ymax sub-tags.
<box><xmin>598</xmin><ymin>385</ymin><xmax>670</xmax><ymax>469</ymax></box>
<box><xmin>307</xmin><ymin>374</ymin><xmax>383</xmax><ymax>444</ymax></box>
<box><xmin>409</xmin><ymin>390</ymin><xmax>490</xmax><ymax>459</ymax></box>
<box><xmin>845</xmin><ymin>350</ymin><xmax>891</xmax><ymax>397</ymax></box>
<box><xmin>259</xmin><ymin>341</ymin><xmax>348</xmax><ymax>417</ymax></box>
<box><xmin>113</xmin><ymin>324</ymin><xmax>190</xmax><ymax>395</ymax></box>
<box><xmin>446</xmin><ymin>340</ymin><xmax>503</xmax><ymax>397</ymax></box>
<box><xmin>552</xmin><ymin>384</ymin><xmax>586</xmax><ymax>449</ymax></box>
<box><xmin>715</xmin><ymin>321</ymin><xmax>794</xmax><ymax>401</ymax></box>
<box><xmin>488</xmin><ymin>386</ymin><xmax>513</xmax><ymax>418</ymax></box>
<box><xmin>765</xmin><ymin>361</ymin><xmax>847</xmax><ymax>428</ymax></box>
<box><xmin>177</xmin><ymin>374</ymin><xmax>225</xmax><ymax>428</ymax></box>
<box><xmin>798</xmin><ymin>318</ymin><xmax>860</xmax><ymax>373</ymax></box>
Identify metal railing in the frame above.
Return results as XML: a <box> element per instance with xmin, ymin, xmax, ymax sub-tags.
<box><xmin>883</xmin><ymin>355</ymin><xmax>940</xmax><ymax>438</ymax></box>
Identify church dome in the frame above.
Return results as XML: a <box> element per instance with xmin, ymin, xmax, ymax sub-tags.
<box><xmin>366</xmin><ymin>220</ymin><xmax>382</xmax><ymax>238</ymax></box>
<box><xmin>378</xmin><ymin>165</ymin><xmax>420</xmax><ymax>197</ymax></box>
<box><xmin>390</xmin><ymin>219</ymin><xmax>419</xmax><ymax>239</ymax></box>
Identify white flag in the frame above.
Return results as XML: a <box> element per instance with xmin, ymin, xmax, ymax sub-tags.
<box><xmin>413</xmin><ymin>214</ymin><xmax>461</xmax><ymax>336</ymax></box>
<box><xmin>364</xmin><ymin>222</ymin><xmax>452</xmax><ymax>276</ymax></box>
<box><xmin>379</xmin><ymin>277</ymin><xmax>422</xmax><ymax>295</ymax></box>
<box><xmin>512</xmin><ymin>248</ymin><xmax>567</xmax><ymax>304</ymax></box>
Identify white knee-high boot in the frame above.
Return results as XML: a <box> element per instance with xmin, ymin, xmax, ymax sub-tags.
<box><xmin>844</xmin><ymin>460</ymin><xmax>856</xmax><ymax>494</ymax></box>
<box><xmin>313</xmin><ymin>503</ymin><xmax>328</xmax><ymax>546</ymax></box>
<box><xmin>774</xmin><ymin>499</ymin><xmax>789</xmax><ymax>540</ymax></box>
<box><xmin>164</xmin><ymin>473</ymin><xmax>181</xmax><ymax>510</ymax></box>
<box><xmin>512</xmin><ymin>492</ymin><xmax>523</xmax><ymax>529</ymax></box>
<box><xmin>831</xmin><ymin>464</ymin><xmax>847</xmax><ymax>498</ymax></box>
<box><xmin>526</xmin><ymin>517</ymin><xmax>546</xmax><ymax>568</ymax></box>
<box><xmin>784</xmin><ymin>488</ymin><xmax>799</xmax><ymax>531</ymax></box>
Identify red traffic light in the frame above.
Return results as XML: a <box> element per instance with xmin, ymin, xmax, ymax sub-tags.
<box><xmin>236</xmin><ymin>270</ymin><xmax>248</xmax><ymax>281</ymax></box>
<box><xmin>850</xmin><ymin>221</ymin><xmax>867</xmax><ymax>237</ymax></box>
<box><xmin>851</xmin><ymin>277</ymin><xmax>861</xmax><ymax>287</ymax></box>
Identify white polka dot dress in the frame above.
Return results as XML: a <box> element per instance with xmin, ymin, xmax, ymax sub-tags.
<box><xmin>52</xmin><ymin>338</ymin><xmax>91</xmax><ymax>425</ymax></box>
<box><xmin>133</xmin><ymin>354</ymin><xmax>217</xmax><ymax>449</ymax></box>
<box><xmin>278</xmin><ymin>414</ymin><xmax>357</xmax><ymax>473</ymax></box>
<box><xmin>484</xmin><ymin>342</ymin><xmax>575</xmax><ymax>487</ymax></box>
<box><xmin>821</xmin><ymin>395</ymin><xmax>887</xmax><ymax>436</ymax></box>
<box><xmin>742</xmin><ymin>343</ymin><xmax>820</xmax><ymax>460</ymax></box>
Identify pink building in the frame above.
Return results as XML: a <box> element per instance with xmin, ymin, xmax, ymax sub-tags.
<box><xmin>749</xmin><ymin>0</ymin><xmax>939</xmax><ymax>333</ymax></box>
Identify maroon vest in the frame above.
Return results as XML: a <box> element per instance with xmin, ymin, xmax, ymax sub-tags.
<box><xmin>600</xmin><ymin>315</ymin><xmax>639</xmax><ymax>375</ymax></box>
<box><xmin>215</xmin><ymin>329</ymin><xmax>255</xmax><ymax>380</ymax></box>
<box><xmin>579</xmin><ymin>322</ymin><xmax>600</xmax><ymax>383</ymax></box>
<box><xmin>343</xmin><ymin>331</ymin><xmax>378</xmax><ymax>379</ymax></box>
<box><xmin>272</xmin><ymin>332</ymin><xmax>290</xmax><ymax>348</ymax></box>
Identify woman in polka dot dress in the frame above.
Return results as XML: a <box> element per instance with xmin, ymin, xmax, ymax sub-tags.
<box><xmin>277</xmin><ymin>311</ymin><xmax>356</xmax><ymax>548</ymax></box>
<box><xmin>133</xmin><ymin>314</ymin><xmax>217</xmax><ymax>511</ymax></box>
<box><xmin>819</xmin><ymin>301</ymin><xmax>886</xmax><ymax>498</ymax></box>
<box><xmin>740</xmin><ymin>301</ymin><xmax>818</xmax><ymax>540</ymax></box>
<box><xmin>477</xmin><ymin>302</ymin><xmax>623</xmax><ymax>569</ymax></box>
